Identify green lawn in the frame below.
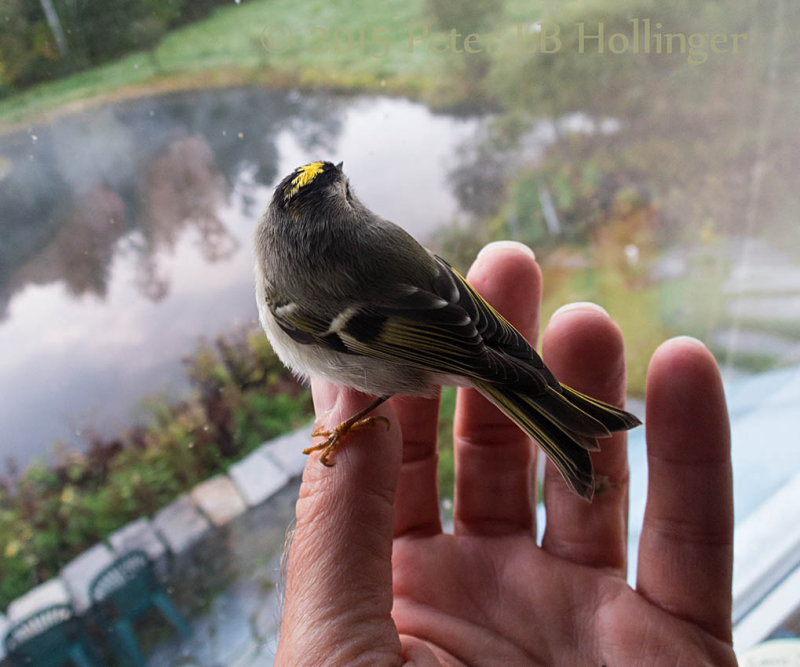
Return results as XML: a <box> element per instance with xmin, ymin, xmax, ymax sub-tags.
<box><xmin>2</xmin><ymin>0</ymin><xmax>523</xmax><ymax>127</ymax></box>
<box><xmin>0</xmin><ymin>0</ymin><xmax>554</xmax><ymax>128</ymax></box>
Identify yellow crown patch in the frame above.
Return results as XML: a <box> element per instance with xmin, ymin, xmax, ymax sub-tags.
<box><xmin>285</xmin><ymin>161</ymin><xmax>325</xmax><ymax>201</ymax></box>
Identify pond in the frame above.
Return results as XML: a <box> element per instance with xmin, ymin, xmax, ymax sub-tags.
<box><xmin>0</xmin><ymin>87</ymin><xmax>485</xmax><ymax>468</ymax></box>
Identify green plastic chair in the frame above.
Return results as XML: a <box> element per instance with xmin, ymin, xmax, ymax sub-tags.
<box><xmin>89</xmin><ymin>549</ymin><xmax>191</xmax><ymax>667</ymax></box>
<box><xmin>3</xmin><ymin>603</ymin><xmax>104</xmax><ymax>667</ymax></box>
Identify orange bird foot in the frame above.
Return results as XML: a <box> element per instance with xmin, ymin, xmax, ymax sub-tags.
<box><xmin>304</xmin><ymin>415</ymin><xmax>391</xmax><ymax>466</ymax></box>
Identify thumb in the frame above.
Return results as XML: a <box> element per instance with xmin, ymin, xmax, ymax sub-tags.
<box><xmin>276</xmin><ymin>379</ymin><xmax>404</xmax><ymax>666</ymax></box>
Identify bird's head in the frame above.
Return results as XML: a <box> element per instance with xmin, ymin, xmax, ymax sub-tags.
<box><xmin>273</xmin><ymin>160</ymin><xmax>353</xmax><ymax>216</ymax></box>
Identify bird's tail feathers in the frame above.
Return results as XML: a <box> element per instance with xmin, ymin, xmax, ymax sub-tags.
<box><xmin>474</xmin><ymin>382</ymin><xmax>595</xmax><ymax>499</ymax></box>
<box><xmin>557</xmin><ymin>383</ymin><xmax>642</xmax><ymax>432</ymax></box>
<box><xmin>473</xmin><ymin>382</ymin><xmax>641</xmax><ymax>501</ymax></box>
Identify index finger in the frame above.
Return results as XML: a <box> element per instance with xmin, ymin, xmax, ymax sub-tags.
<box><xmin>276</xmin><ymin>381</ymin><xmax>404</xmax><ymax>663</ymax></box>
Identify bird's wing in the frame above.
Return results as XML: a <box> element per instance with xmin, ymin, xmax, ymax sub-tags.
<box><xmin>268</xmin><ymin>256</ymin><xmax>552</xmax><ymax>393</ymax></box>
<box><xmin>269</xmin><ymin>256</ymin><xmax>626</xmax><ymax>439</ymax></box>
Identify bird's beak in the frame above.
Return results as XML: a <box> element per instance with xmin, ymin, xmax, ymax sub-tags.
<box><xmin>335</xmin><ymin>161</ymin><xmax>344</xmax><ymax>170</ymax></box>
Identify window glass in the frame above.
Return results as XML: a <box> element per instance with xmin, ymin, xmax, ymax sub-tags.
<box><xmin>1</xmin><ymin>0</ymin><xmax>797</xmax><ymax>661</ymax></box>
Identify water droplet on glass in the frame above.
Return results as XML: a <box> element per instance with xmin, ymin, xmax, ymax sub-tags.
<box><xmin>624</xmin><ymin>244</ymin><xmax>640</xmax><ymax>265</ymax></box>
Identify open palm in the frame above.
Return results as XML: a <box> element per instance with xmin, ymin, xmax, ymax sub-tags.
<box><xmin>276</xmin><ymin>243</ymin><xmax>736</xmax><ymax>666</ymax></box>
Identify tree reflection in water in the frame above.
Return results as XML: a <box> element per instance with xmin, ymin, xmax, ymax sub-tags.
<box><xmin>0</xmin><ymin>87</ymin><xmax>345</xmax><ymax>318</ymax></box>
<box><xmin>135</xmin><ymin>136</ymin><xmax>234</xmax><ymax>301</ymax></box>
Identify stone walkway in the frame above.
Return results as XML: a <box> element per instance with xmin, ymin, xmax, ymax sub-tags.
<box><xmin>0</xmin><ymin>425</ymin><xmax>311</xmax><ymax>667</ymax></box>
<box><xmin>141</xmin><ymin>475</ymin><xmax>305</xmax><ymax>666</ymax></box>
<box><xmin>147</xmin><ymin>556</ymin><xmax>284</xmax><ymax>666</ymax></box>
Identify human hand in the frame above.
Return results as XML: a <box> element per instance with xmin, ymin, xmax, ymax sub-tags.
<box><xmin>275</xmin><ymin>242</ymin><xmax>736</xmax><ymax>666</ymax></box>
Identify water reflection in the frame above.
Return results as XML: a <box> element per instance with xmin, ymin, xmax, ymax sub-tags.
<box><xmin>0</xmin><ymin>89</ymin><xmax>481</xmax><ymax>466</ymax></box>
<box><xmin>135</xmin><ymin>136</ymin><xmax>235</xmax><ymax>300</ymax></box>
<box><xmin>0</xmin><ymin>89</ymin><xmax>347</xmax><ymax>316</ymax></box>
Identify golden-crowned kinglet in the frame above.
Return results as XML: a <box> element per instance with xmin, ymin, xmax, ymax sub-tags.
<box><xmin>255</xmin><ymin>161</ymin><xmax>640</xmax><ymax>499</ymax></box>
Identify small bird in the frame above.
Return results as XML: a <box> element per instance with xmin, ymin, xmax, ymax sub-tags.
<box><xmin>254</xmin><ymin>160</ymin><xmax>641</xmax><ymax>500</ymax></box>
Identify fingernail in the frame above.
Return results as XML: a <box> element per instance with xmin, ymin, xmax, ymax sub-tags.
<box><xmin>550</xmin><ymin>301</ymin><xmax>609</xmax><ymax>321</ymax></box>
<box><xmin>665</xmin><ymin>335</ymin><xmax>709</xmax><ymax>352</ymax></box>
<box><xmin>669</xmin><ymin>335</ymin><xmax>704</xmax><ymax>345</ymax></box>
<box><xmin>477</xmin><ymin>240</ymin><xmax>536</xmax><ymax>261</ymax></box>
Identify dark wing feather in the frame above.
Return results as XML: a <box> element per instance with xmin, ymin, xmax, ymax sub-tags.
<box><xmin>432</xmin><ymin>256</ymin><xmax>538</xmax><ymax>362</ymax></box>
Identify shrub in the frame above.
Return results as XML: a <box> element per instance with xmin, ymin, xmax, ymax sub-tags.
<box><xmin>0</xmin><ymin>329</ymin><xmax>311</xmax><ymax>608</ymax></box>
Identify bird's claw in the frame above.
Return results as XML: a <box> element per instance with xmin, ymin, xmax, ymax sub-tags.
<box><xmin>304</xmin><ymin>416</ymin><xmax>391</xmax><ymax>465</ymax></box>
